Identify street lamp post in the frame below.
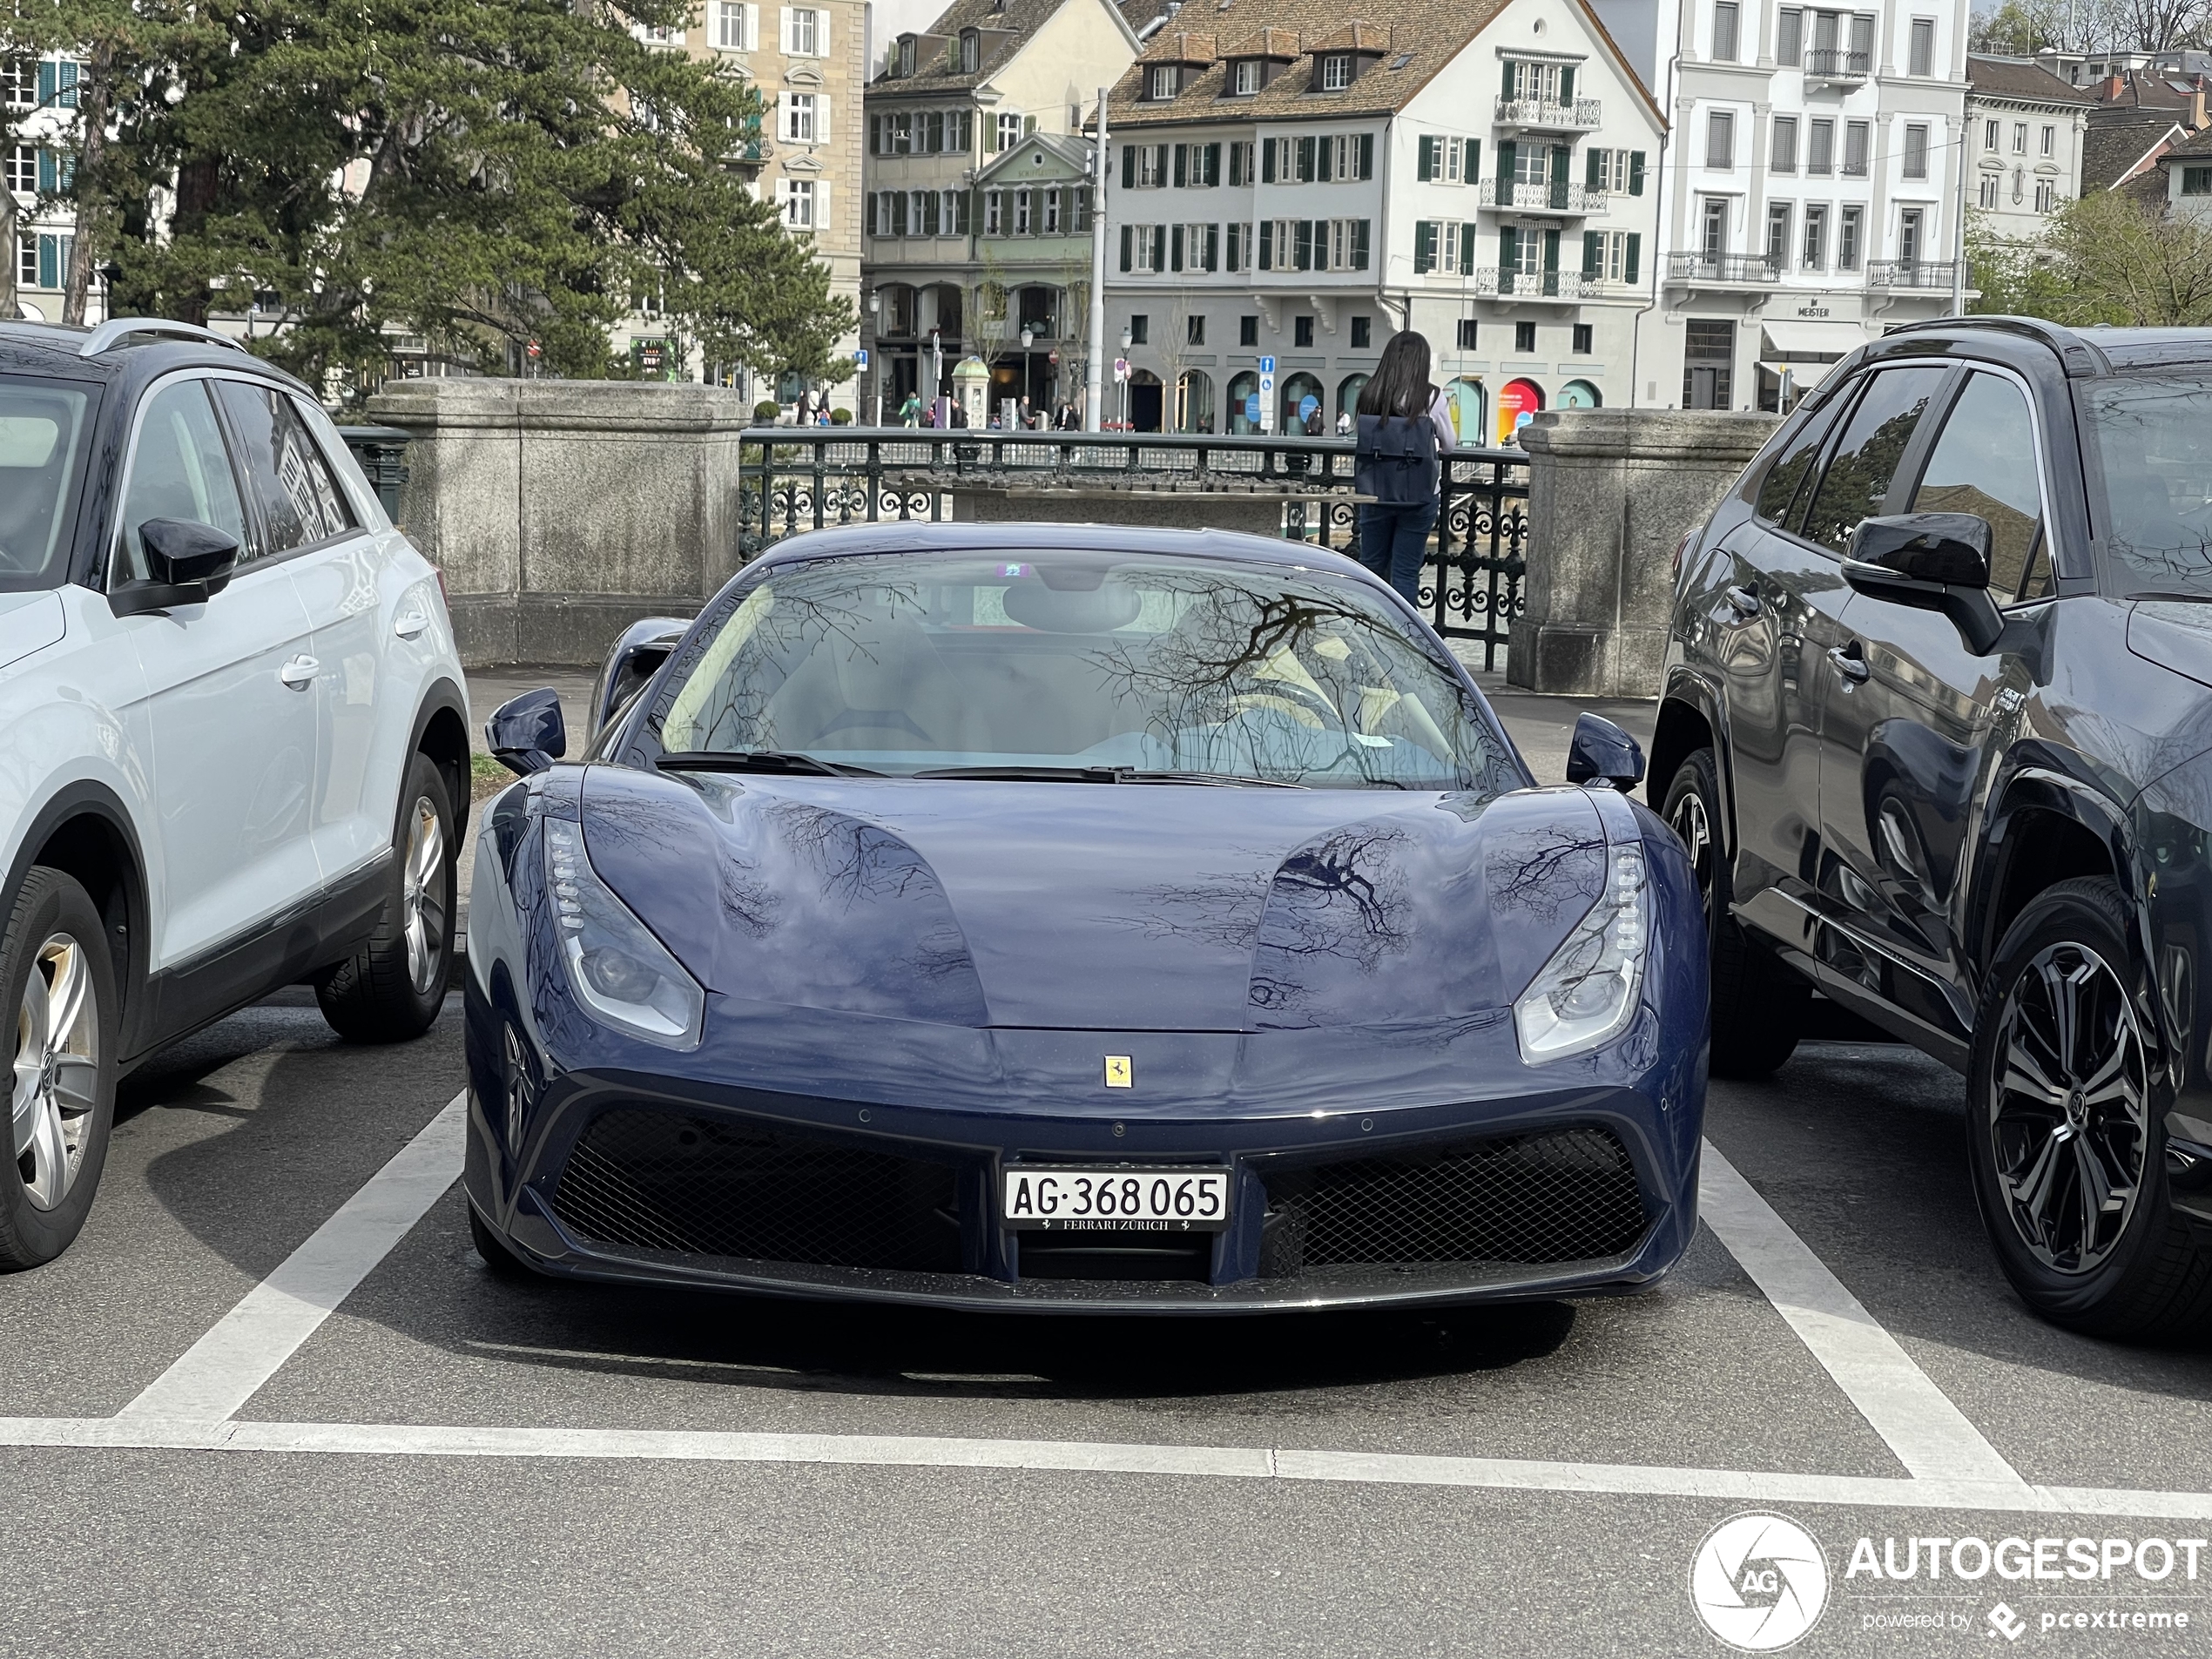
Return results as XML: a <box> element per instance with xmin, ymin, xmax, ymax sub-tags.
<box><xmin>1085</xmin><ymin>86</ymin><xmax>1110</xmax><ymax>432</ymax></box>
<box><xmin>1019</xmin><ymin>325</ymin><xmax>1034</xmax><ymax>426</ymax></box>
<box><xmin>1118</xmin><ymin>325</ymin><xmax>1132</xmax><ymax>430</ymax></box>
<box><xmin>867</xmin><ymin>291</ymin><xmax>883</xmax><ymax>426</ymax></box>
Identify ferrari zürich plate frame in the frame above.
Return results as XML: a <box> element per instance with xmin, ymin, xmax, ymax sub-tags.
<box><xmin>1003</xmin><ymin>1165</ymin><xmax>1232</xmax><ymax>1231</ymax></box>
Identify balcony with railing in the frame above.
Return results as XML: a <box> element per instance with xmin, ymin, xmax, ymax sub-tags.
<box><xmin>1866</xmin><ymin>260</ymin><xmax>1959</xmax><ymax>291</ymax></box>
<box><xmin>1802</xmin><ymin>48</ymin><xmax>1871</xmax><ymax>82</ymax></box>
<box><xmin>1467</xmin><ymin>266</ymin><xmax>1597</xmax><ymax>300</ymax></box>
<box><xmin>1493</xmin><ymin>96</ymin><xmax>1602</xmax><ymax>132</ymax></box>
<box><xmin>1666</xmin><ymin>252</ymin><xmax>1783</xmax><ymax>287</ymax></box>
<box><xmin>1477</xmin><ymin>179</ymin><xmax>1607</xmax><ymax>215</ymax></box>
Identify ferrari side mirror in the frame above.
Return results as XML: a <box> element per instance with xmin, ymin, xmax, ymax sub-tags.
<box><xmin>488</xmin><ymin>688</ymin><xmax>568</xmax><ymax>777</ymax></box>
<box><xmin>1566</xmin><ymin>711</ymin><xmax>1645</xmax><ymax>792</ymax></box>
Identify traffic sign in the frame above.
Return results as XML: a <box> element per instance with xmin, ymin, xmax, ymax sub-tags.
<box><xmin>1258</xmin><ymin>354</ymin><xmax>1276</xmax><ymax>375</ymax></box>
<box><xmin>854</xmin><ymin>347</ymin><xmax>869</xmax><ymax>368</ymax></box>
<box><xmin>1114</xmin><ymin>357</ymin><xmax>1130</xmax><ymax>381</ymax></box>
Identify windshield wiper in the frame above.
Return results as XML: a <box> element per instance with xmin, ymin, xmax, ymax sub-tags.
<box><xmin>655</xmin><ymin>750</ymin><xmax>882</xmax><ymax>777</ymax></box>
<box><xmin>909</xmin><ymin>764</ymin><xmax>1304</xmax><ymax>789</ymax></box>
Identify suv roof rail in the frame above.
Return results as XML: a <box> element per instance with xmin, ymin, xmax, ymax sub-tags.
<box><xmin>78</xmin><ymin>318</ymin><xmax>248</xmax><ymax>359</ymax></box>
<box><xmin>1883</xmin><ymin>314</ymin><xmax>2108</xmax><ymax>375</ymax></box>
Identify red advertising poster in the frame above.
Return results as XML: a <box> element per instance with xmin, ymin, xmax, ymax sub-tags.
<box><xmin>1496</xmin><ymin>378</ymin><xmax>1544</xmax><ymax>446</ymax></box>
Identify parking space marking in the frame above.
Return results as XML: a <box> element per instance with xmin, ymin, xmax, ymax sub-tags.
<box><xmin>116</xmin><ymin>1092</ymin><xmax>469</xmax><ymax>1423</ymax></box>
<box><xmin>1698</xmin><ymin>1140</ymin><xmax>2029</xmax><ymax>1492</ymax></box>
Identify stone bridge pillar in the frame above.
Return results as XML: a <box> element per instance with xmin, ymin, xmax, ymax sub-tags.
<box><xmin>1508</xmin><ymin>409</ymin><xmax>1779</xmax><ymax>698</ymax></box>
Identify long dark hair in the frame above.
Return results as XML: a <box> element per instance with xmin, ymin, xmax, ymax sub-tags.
<box><xmin>1358</xmin><ymin>331</ymin><xmax>1435</xmax><ymax>419</ymax></box>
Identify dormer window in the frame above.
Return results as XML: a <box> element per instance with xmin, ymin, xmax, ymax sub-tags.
<box><xmin>1320</xmin><ymin>53</ymin><xmax>1352</xmax><ymax>90</ymax></box>
<box><xmin>1231</xmin><ymin>58</ymin><xmax>1261</xmax><ymax>94</ymax></box>
<box><xmin>1150</xmin><ymin>64</ymin><xmax>1180</xmax><ymax>98</ymax></box>
<box><xmin>896</xmin><ymin>36</ymin><xmax>915</xmax><ymax>75</ymax></box>
<box><xmin>960</xmin><ymin>30</ymin><xmax>979</xmax><ymax>71</ymax></box>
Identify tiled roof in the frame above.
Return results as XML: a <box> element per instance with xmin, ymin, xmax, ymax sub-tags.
<box><xmin>2162</xmin><ymin>121</ymin><xmax>2212</xmax><ymax>158</ymax></box>
<box><xmin>1221</xmin><ymin>24</ymin><xmax>1303</xmax><ymax>57</ymax></box>
<box><xmin>869</xmin><ymin>0</ymin><xmax>1074</xmax><ymax>93</ymax></box>
<box><xmin>1966</xmin><ymin>56</ymin><xmax>2095</xmax><ymax>105</ymax></box>
<box><xmin>1104</xmin><ymin>0</ymin><xmax>1513</xmax><ymax>125</ymax></box>
<box><xmin>1146</xmin><ymin>29</ymin><xmax>1218</xmax><ymax>62</ymax></box>
<box><xmin>2081</xmin><ymin>114</ymin><xmax>2185</xmax><ymax>188</ymax></box>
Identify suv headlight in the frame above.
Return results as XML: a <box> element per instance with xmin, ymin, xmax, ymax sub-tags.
<box><xmin>542</xmin><ymin>818</ymin><xmax>705</xmax><ymax>1049</ymax></box>
<box><xmin>1514</xmin><ymin>843</ymin><xmax>1649</xmax><ymax>1062</ymax></box>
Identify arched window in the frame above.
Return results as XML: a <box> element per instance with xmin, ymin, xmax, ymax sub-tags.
<box><xmin>1279</xmin><ymin>371</ymin><xmax>1323</xmax><ymax>432</ymax></box>
<box><xmin>1447</xmin><ymin>378</ymin><xmax>1485</xmax><ymax>446</ymax></box>
<box><xmin>1128</xmin><ymin>368</ymin><xmax>1164</xmax><ymax>432</ymax></box>
<box><xmin>1227</xmin><ymin>370</ymin><xmax>1260</xmax><ymax>434</ymax></box>
<box><xmin>1496</xmin><ymin>377</ymin><xmax>1544</xmax><ymax>446</ymax></box>
<box><xmin>1560</xmin><ymin>379</ymin><xmax>1602</xmax><ymax>409</ymax></box>
<box><xmin>1336</xmin><ymin>373</ymin><xmax>1369</xmax><ymax>416</ymax></box>
<box><xmin>1177</xmin><ymin>369</ymin><xmax>1216</xmax><ymax>433</ymax></box>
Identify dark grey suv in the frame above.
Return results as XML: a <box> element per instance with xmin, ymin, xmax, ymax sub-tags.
<box><xmin>1656</xmin><ymin>317</ymin><xmax>2212</xmax><ymax>1339</ymax></box>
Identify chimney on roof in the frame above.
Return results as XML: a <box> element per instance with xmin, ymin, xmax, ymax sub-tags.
<box><xmin>2107</xmin><ymin>72</ymin><xmax>2126</xmax><ymax>99</ymax></box>
<box><xmin>2194</xmin><ymin>84</ymin><xmax>2208</xmax><ymax>128</ymax></box>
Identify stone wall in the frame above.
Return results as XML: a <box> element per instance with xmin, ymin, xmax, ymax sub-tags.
<box><xmin>1507</xmin><ymin>408</ymin><xmax>1780</xmax><ymax>698</ymax></box>
<box><xmin>366</xmin><ymin>378</ymin><xmax>756</xmax><ymax>667</ymax></box>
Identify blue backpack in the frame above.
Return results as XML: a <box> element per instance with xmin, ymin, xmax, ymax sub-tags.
<box><xmin>1353</xmin><ymin>410</ymin><xmax>1440</xmax><ymax>506</ymax></box>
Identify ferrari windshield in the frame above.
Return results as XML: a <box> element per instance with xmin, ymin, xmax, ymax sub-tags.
<box><xmin>652</xmin><ymin>549</ymin><xmax>1514</xmax><ymax>791</ymax></box>
<box><xmin>2085</xmin><ymin>376</ymin><xmax>2212</xmax><ymax>597</ymax></box>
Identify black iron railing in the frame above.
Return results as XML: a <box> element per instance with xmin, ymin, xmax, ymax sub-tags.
<box><xmin>738</xmin><ymin>428</ymin><xmax>1529</xmax><ymax>665</ymax></box>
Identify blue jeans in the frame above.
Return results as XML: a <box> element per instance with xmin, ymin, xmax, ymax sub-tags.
<box><xmin>1357</xmin><ymin>499</ymin><xmax>1438</xmax><ymax>607</ymax></box>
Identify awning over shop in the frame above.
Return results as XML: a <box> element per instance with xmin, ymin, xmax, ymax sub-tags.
<box><xmin>1759</xmin><ymin>320</ymin><xmax>1866</xmax><ymax>358</ymax></box>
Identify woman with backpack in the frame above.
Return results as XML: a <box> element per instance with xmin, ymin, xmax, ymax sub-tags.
<box><xmin>1352</xmin><ymin>331</ymin><xmax>1456</xmax><ymax>606</ymax></box>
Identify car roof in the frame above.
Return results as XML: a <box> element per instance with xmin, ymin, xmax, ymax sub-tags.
<box><xmin>748</xmin><ymin>520</ymin><xmax>1379</xmax><ymax>579</ymax></box>
<box><xmin>1885</xmin><ymin>314</ymin><xmax>2212</xmax><ymax>377</ymax></box>
<box><xmin>0</xmin><ymin>320</ymin><xmax>312</xmax><ymax>395</ymax></box>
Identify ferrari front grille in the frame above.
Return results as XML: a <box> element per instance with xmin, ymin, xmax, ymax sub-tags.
<box><xmin>552</xmin><ymin>1105</ymin><xmax>963</xmax><ymax>1272</ymax></box>
<box><xmin>1259</xmin><ymin>1126</ymin><xmax>1649</xmax><ymax>1274</ymax></box>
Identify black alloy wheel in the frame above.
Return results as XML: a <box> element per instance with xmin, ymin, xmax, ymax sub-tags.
<box><xmin>1966</xmin><ymin>877</ymin><xmax>2212</xmax><ymax>1339</ymax></box>
<box><xmin>1662</xmin><ymin>746</ymin><xmax>1808</xmax><ymax>1078</ymax></box>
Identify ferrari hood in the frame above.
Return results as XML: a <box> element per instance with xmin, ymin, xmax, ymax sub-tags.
<box><xmin>578</xmin><ymin>767</ymin><xmax>1609</xmax><ymax>1033</ymax></box>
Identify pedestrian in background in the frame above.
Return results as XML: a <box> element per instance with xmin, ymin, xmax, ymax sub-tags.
<box><xmin>898</xmin><ymin>391</ymin><xmax>922</xmax><ymax>427</ymax></box>
<box><xmin>1352</xmin><ymin>331</ymin><xmax>1454</xmax><ymax>607</ymax></box>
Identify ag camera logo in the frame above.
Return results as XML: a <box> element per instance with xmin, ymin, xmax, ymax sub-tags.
<box><xmin>1690</xmin><ymin>1512</ymin><xmax>1831</xmax><ymax>1651</ymax></box>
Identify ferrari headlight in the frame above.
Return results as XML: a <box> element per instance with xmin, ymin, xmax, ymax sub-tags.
<box><xmin>1514</xmin><ymin>843</ymin><xmax>1649</xmax><ymax>1062</ymax></box>
<box><xmin>542</xmin><ymin>819</ymin><xmax>705</xmax><ymax>1049</ymax></box>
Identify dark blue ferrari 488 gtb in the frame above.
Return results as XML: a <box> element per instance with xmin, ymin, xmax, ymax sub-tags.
<box><xmin>462</xmin><ymin>524</ymin><xmax>1709</xmax><ymax>1311</ymax></box>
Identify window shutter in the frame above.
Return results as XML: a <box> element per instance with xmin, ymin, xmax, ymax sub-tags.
<box><xmin>1629</xmin><ymin>151</ymin><xmax>1645</xmax><ymax>195</ymax></box>
<box><xmin>1586</xmin><ymin>147</ymin><xmax>1602</xmax><ymax>190</ymax></box>
<box><xmin>37</xmin><ymin>233</ymin><xmax>53</xmax><ymax>288</ymax></box>
<box><xmin>1120</xmin><ymin>224</ymin><xmax>1133</xmax><ymax>270</ymax></box>
<box><xmin>744</xmin><ymin>3</ymin><xmax>759</xmax><ymax>49</ymax></box>
<box><xmin>1542</xmin><ymin>228</ymin><xmax>1560</xmax><ymax>294</ymax></box>
<box><xmin>1261</xmin><ymin>138</ymin><xmax>1276</xmax><ymax>183</ymax></box>
<box><xmin>1359</xmin><ymin>133</ymin><xmax>1374</xmax><ymax>179</ymax></box>
<box><xmin>779</xmin><ymin>7</ymin><xmax>793</xmax><ymax>53</ymax></box>
<box><xmin>1173</xmin><ymin>143</ymin><xmax>1187</xmax><ymax>186</ymax></box>
<box><xmin>817</xmin><ymin>94</ymin><xmax>832</xmax><ymax>138</ymax></box>
<box><xmin>818</xmin><ymin>10</ymin><xmax>830</xmax><ymax>55</ymax></box>
<box><xmin>814</xmin><ymin>180</ymin><xmax>830</xmax><ymax>224</ymax></box>
<box><xmin>1558</xmin><ymin>65</ymin><xmax>1574</xmax><ymax>104</ymax></box>
<box><xmin>1413</xmin><ymin>221</ymin><xmax>1435</xmax><ymax>274</ymax></box>
<box><xmin>1582</xmin><ymin>230</ymin><xmax>1600</xmax><ymax>277</ymax></box>
<box><xmin>892</xmin><ymin>191</ymin><xmax>907</xmax><ymax>234</ymax></box>
<box><xmin>1460</xmin><ymin>220</ymin><xmax>1476</xmax><ymax>272</ymax></box>
<box><xmin>1205</xmin><ymin>224</ymin><xmax>1219</xmax><ymax>270</ymax></box>
<box><xmin>36</xmin><ymin>149</ymin><xmax>52</xmax><ymax>193</ymax></box>
<box><xmin>1497</xmin><ymin>139</ymin><xmax>1516</xmax><ymax>184</ymax></box>
<box><xmin>1352</xmin><ymin>220</ymin><xmax>1368</xmax><ymax>269</ymax></box>
<box><xmin>1498</xmin><ymin>226</ymin><xmax>1516</xmax><ymax>291</ymax></box>
<box><xmin>1462</xmin><ymin>140</ymin><xmax>1477</xmax><ymax>181</ymax></box>
<box><xmin>1297</xmin><ymin>135</ymin><xmax>1315</xmax><ymax>181</ymax></box>
<box><xmin>1418</xmin><ymin>135</ymin><xmax>1435</xmax><ymax>181</ymax></box>
<box><xmin>1152</xmin><ymin>225</ymin><xmax>1166</xmax><ymax>270</ymax></box>
<box><xmin>1291</xmin><ymin>219</ymin><xmax>1307</xmax><ymax>269</ymax></box>
<box><xmin>869</xmin><ymin>113</ymin><xmax>880</xmax><ymax>155</ymax></box>
<box><xmin>36</xmin><ymin>62</ymin><xmax>52</xmax><ymax>106</ymax></box>
<box><xmin>1550</xmin><ymin>145</ymin><xmax>1570</xmax><ymax>207</ymax></box>
<box><xmin>1624</xmin><ymin>232</ymin><xmax>1641</xmax><ymax>284</ymax></box>
<box><xmin>1205</xmin><ymin>142</ymin><xmax>1221</xmax><ymax>184</ymax></box>
<box><xmin>1123</xmin><ymin>144</ymin><xmax>1136</xmax><ymax>188</ymax></box>
<box><xmin>957</xmin><ymin>190</ymin><xmax>973</xmax><ymax>233</ymax></box>
<box><xmin>865</xmin><ymin>192</ymin><xmax>877</xmax><ymax>234</ymax></box>
<box><xmin>1025</xmin><ymin>114</ymin><xmax>1036</xmax><ymax>135</ymax></box>
<box><xmin>1170</xmin><ymin>224</ymin><xmax>1184</xmax><ymax>270</ymax></box>
<box><xmin>1501</xmin><ymin>58</ymin><xmax>1515</xmax><ymax>97</ymax></box>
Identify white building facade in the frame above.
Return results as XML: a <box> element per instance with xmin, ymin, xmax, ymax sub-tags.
<box><xmin>1099</xmin><ymin>0</ymin><xmax>1664</xmax><ymax>446</ymax></box>
<box><xmin>1595</xmin><ymin>0</ymin><xmax>1973</xmax><ymax>412</ymax></box>
<box><xmin>1965</xmin><ymin>57</ymin><xmax>2090</xmax><ymax>240</ymax></box>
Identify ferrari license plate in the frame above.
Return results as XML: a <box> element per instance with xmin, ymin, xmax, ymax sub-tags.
<box><xmin>1002</xmin><ymin>1167</ymin><xmax>1231</xmax><ymax>1231</ymax></box>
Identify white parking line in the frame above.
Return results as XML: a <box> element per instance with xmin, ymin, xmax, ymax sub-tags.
<box><xmin>116</xmin><ymin>1092</ymin><xmax>469</xmax><ymax>1422</ymax></box>
<box><xmin>1697</xmin><ymin>1141</ymin><xmax>2029</xmax><ymax>1493</ymax></box>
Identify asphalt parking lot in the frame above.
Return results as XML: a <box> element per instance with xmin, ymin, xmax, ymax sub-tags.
<box><xmin>6</xmin><ymin>684</ymin><xmax>2212</xmax><ymax>1658</ymax></box>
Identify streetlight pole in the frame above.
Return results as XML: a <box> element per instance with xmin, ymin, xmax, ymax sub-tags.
<box><xmin>1949</xmin><ymin>119</ymin><xmax>1967</xmax><ymax>318</ymax></box>
<box><xmin>1085</xmin><ymin>85</ymin><xmax>1110</xmax><ymax>432</ymax></box>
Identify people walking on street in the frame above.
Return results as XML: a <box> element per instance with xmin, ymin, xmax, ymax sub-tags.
<box><xmin>1352</xmin><ymin>331</ymin><xmax>1455</xmax><ymax>607</ymax></box>
<box><xmin>898</xmin><ymin>391</ymin><xmax>922</xmax><ymax>426</ymax></box>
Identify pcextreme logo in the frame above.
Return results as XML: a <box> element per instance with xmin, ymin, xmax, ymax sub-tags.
<box><xmin>1690</xmin><ymin>1512</ymin><xmax>1831</xmax><ymax>1651</ymax></box>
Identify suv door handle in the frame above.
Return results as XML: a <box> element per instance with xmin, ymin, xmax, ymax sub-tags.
<box><xmin>1724</xmin><ymin>584</ymin><xmax>1762</xmax><ymax>618</ymax></box>
<box><xmin>1827</xmin><ymin>641</ymin><xmax>1870</xmax><ymax>685</ymax></box>
<box><xmin>279</xmin><ymin>654</ymin><xmax>320</xmax><ymax>690</ymax></box>
<box><xmin>394</xmin><ymin>610</ymin><xmax>428</xmax><ymax>640</ymax></box>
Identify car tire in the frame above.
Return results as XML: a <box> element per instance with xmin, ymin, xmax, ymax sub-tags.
<box><xmin>1662</xmin><ymin>746</ymin><xmax>1808</xmax><ymax>1079</ymax></box>
<box><xmin>1966</xmin><ymin>876</ymin><xmax>2212</xmax><ymax>1340</ymax></box>
<box><xmin>317</xmin><ymin>751</ymin><xmax>456</xmax><ymax>1043</ymax></box>
<box><xmin>0</xmin><ymin>867</ymin><xmax>119</xmax><ymax>1271</ymax></box>
<box><xmin>469</xmin><ymin>1202</ymin><xmax>536</xmax><ymax>1281</ymax></box>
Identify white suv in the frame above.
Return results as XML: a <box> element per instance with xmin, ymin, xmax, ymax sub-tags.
<box><xmin>1</xmin><ymin>320</ymin><xmax>469</xmax><ymax>1268</ymax></box>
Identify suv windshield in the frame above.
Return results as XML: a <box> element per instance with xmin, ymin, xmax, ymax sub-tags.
<box><xmin>2084</xmin><ymin>376</ymin><xmax>2212</xmax><ymax>597</ymax></box>
<box><xmin>0</xmin><ymin>374</ymin><xmax>96</xmax><ymax>591</ymax></box>
<box><xmin>651</xmin><ymin>550</ymin><xmax>1516</xmax><ymax>792</ymax></box>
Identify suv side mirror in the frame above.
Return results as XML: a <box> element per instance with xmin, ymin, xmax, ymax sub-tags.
<box><xmin>487</xmin><ymin>688</ymin><xmax>568</xmax><ymax>777</ymax></box>
<box><xmin>1566</xmin><ymin>711</ymin><xmax>1646</xmax><ymax>792</ymax></box>
<box><xmin>109</xmin><ymin>518</ymin><xmax>241</xmax><ymax>619</ymax></box>
<box><xmin>1842</xmin><ymin>513</ymin><xmax>2006</xmax><ymax>654</ymax></box>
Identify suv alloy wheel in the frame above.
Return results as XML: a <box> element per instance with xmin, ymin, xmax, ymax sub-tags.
<box><xmin>0</xmin><ymin>869</ymin><xmax>118</xmax><ymax>1269</ymax></box>
<box><xmin>315</xmin><ymin>751</ymin><xmax>457</xmax><ymax>1042</ymax></box>
<box><xmin>1967</xmin><ymin>877</ymin><xmax>2212</xmax><ymax>1339</ymax></box>
<box><xmin>1662</xmin><ymin>746</ymin><xmax>1808</xmax><ymax>1078</ymax></box>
